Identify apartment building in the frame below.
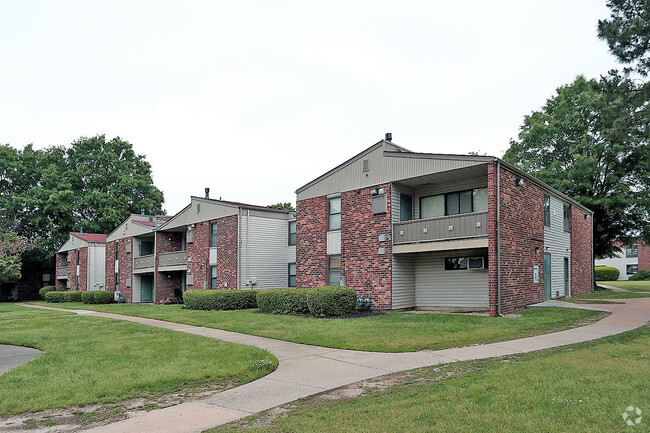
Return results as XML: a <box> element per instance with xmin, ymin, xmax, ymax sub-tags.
<box><xmin>295</xmin><ymin>135</ymin><xmax>593</xmax><ymax>315</ymax></box>
<box><xmin>595</xmin><ymin>243</ymin><xmax>650</xmax><ymax>280</ymax></box>
<box><xmin>55</xmin><ymin>233</ymin><xmax>106</xmax><ymax>291</ymax></box>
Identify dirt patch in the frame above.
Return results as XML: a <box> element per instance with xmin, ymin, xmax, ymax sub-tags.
<box><xmin>0</xmin><ymin>381</ymin><xmax>236</xmax><ymax>432</ymax></box>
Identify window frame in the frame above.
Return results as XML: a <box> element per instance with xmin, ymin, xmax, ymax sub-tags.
<box><xmin>328</xmin><ymin>197</ymin><xmax>341</xmax><ymax>231</ymax></box>
<box><xmin>420</xmin><ymin>187</ymin><xmax>488</xmax><ymax>219</ymax></box>
<box><xmin>627</xmin><ymin>264</ymin><xmax>638</xmax><ymax>275</ymax></box>
<box><xmin>288</xmin><ymin>263</ymin><xmax>296</xmax><ymax>287</ymax></box>
<box><xmin>563</xmin><ymin>204</ymin><xmax>571</xmax><ymax>233</ymax></box>
<box><xmin>210</xmin><ymin>265</ymin><xmax>217</xmax><ymax>289</ymax></box>
<box><xmin>288</xmin><ymin>221</ymin><xmax>297</xmax><ymax>246</ymax></box>
<box><xmin>327</xmin><ymin>254</ymin><xmax>341</xmax><ymax>286</ymax></box>
<box><xmin>626</xmin><ymin>247</ymin><xmax>638</xmax><ymax>258</ymax></box>
<box><xmin>543</xmin><ymin>194</ymin><xmax>550</xmax><ymax>227</ymax></box>
<box><xmin>445</xmin><ymin>255</ymin><xmax>488</xmax><ymax>271</ymax></box>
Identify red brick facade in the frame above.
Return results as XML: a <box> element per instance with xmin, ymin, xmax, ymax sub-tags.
<box><xmin>491</xmin><ymin>164</ymin><xmax>546</xmax><ymax>315</ymax></box>
<box><xmin>55</xmin><ymin>253</ymin><xmax>68</xmax><ymax>291</ymax></box>
<box><xmin>571</xmin><ymin>209</ymin><xmax>593</xmax><ymax>295</ymax></box>
<box><xmin>155</xmin><ymin>231</ymin><xmax>183</xmax><ymax>302</ymax></box>
<box><xmin>341</xmin><ymin>183</ymin><xmax>393</xmax><ymax>309</ymax></box>
<box><xmin>216</xmin><ymin>215</ymin><xmax>239</xmax><ymax>290</ymax></box>
<box><xmin>105</xmin><ymin>241</ymin><xmax>116</xmax><ymax>294</ymax></box>
<box><xmin>296</xmin><ymin>195</ymin><xmax>328</xmax><ymax>288</ymax></box>
<box><xmin>187</xmin><ymin>222</ymin><xmax>210</xmax><ymax>289</ymax></box>
<box><xmin>78</xmin><ymin>248</ymin><xmax>88</xmax><ymax>290</ymax></box>
<box><xmin>639</xmin><ymin>245</ymin><xmax>650</xmax><ymax>271</ymax></box>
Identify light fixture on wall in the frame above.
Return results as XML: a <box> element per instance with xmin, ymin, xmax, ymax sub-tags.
<box><xmin>378</xmin><ymin>188</ymin><xmax>385</xmax><ymax>195</ymax></box>
<box><xmin>585</xmin><ymin>214</ymin><xmax>590</xmax><ymax>220</ymax></box>
<box><xmin>535</xmin><ymin>247</ymin><xmax>540</xmax><ymax>254</ymax></box>
<box><xmin>370</xmin><ymin>189</ymin><xmax>378</xmax><ymax>195</ymax></box>
<box><xmin>515</xmin><ymin>177</ymin><xmax>524</xmax><ymax>187</ymax></box>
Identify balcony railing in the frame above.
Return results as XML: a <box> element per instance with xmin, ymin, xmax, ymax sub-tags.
<box><xmin>158</xmin><ymin>251</ymin><xmax>187</xmax><ymax>269</ymax></box>
<box><xmin>134</xmin><ymin>254</ymin><xmax>155</xmax><ymax>270</ymax></box>
<box><xmin>57</xmin><ymin>266</ymin><xmax>68</xmax><ymax>279</ymax></box>
<box><xmin>393</xmin><ymin>211</ymin><xmax>488</xmax><ymax>245</ymax></box>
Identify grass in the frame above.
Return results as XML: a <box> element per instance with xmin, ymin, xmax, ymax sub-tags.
<box><xmin>573</xmin><ymin>290</ymin><xmax>650</xmax><ymax>299</ymax></box>
<box><xmin>599</xmin><ymin>280</ymin><xmax>650</xmax><ymax>292</ymax></box>
<box><xmin>30</xmin><ymin>302</ymin><xmax>604</xmax><ymax>353</ymax></box>
<box><xmin>0</xmin><ymin>303</ymin><xmax>277</xmax><ymax>416</ymax></box>
<box><xmin>209</xmin><ymin>325</ymin><xmax>650</xmax><ymax>433</ymax></box>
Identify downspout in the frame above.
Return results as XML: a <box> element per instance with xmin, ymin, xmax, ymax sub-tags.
<box><xmin>496</xmin><ymin>161</ymin><xmax>502</xmax><ymax>317</ymax></box>
<box><xmin>246</xmin><ymin>209</ymin><xmax>250</xmax><ymax>286</ymax></box>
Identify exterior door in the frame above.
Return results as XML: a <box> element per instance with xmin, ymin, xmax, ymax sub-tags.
<box><xmin>564</xmin><ymin>258</ymin><xmax>570</xmax><ymax>296</ymax></box>
<box><xmin>141</xmin><ymin>275</ymin><xmax>153</xmax><ymax>302</ymax></box>
<box><xmin>544</xmin><ymin>253</ymin><xmax>552</xmax><ymax>300</ymax></box>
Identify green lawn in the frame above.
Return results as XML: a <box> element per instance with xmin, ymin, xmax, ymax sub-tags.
<box><xmin>210</xmin><ymin>325</ymin><xmax>650</xmax><ymax>433</ymax></box>
<box><xmin>0</xmin><ymin>303</ymin><xmax>276</xmax><ymax>416</ymax></box>
<box><xmin>600</xmin><ymin>280</ymin><xmax>650</xmax><ymax>292</ymax></box>
<box><xmin>573</xmin><ymin>290</ymin><xmax>650</xmax><ymax>299</ymax></box>
<box><xmin>30</xmin><ymin>302</ymin><xmax>604</xmax><ymax>352</ymax></box>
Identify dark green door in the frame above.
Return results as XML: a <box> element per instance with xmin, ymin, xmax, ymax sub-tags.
<box><xmin>141</xmin><ymin>275</ymin><xmax>153</xmax><ymax>302</ymax></box>
<box><xmin>544</xmin><ymin>254</ymin><xmax>552</xmax><ymax>300</ymax></box>
<box><xmin>564</xmin><ymin>258</ymin><xmax>570</xmax><ymax>296</ymax></box>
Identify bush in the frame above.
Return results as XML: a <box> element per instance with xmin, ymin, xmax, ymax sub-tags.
<box><xmin>629</xmin><ymin>270</ymin><xmax>650</xmax><ymax>281</ymax></box>
<box><xmin>594</xmin><ymin>266</ymin><xmax>620</xmax><ymax>281</ymax></box>
<box><xmin>44</xmin><ymin>291</ymin><xmax>66</xmax><ymax>303</ymax></box>
<box><xmin>256</xmin><ymin>288</ymin><xmax>312</xmax><ymax>314</ymax></box>
<box><xmin>82</xmin><ymin>291</ymin><xmax>114</xmax><ymax>304</ymax></box>
<box><xmin>306</xmin><ymin>286</ymin><xmax>357</xmax><ymax>317</ymax></box>
<box><xmin>39</xmin><ymin>286</ymin><xmax>56</xmax><ymax>299</ymax></box>
<box><xmin>184</xmin><ymin>289</ymin><xmax>258</xmax><ymax>310</ymax></box>
<box><xmin>64</xmin><ymin>291</ymin><xmax>83</xmax><ymax>302</ymax></box>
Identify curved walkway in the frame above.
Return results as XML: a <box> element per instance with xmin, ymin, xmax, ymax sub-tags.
<box><xmin>0</xmin><ymin>344</ymin><xmax>41</xmax><ymax>376</ymax></box>
<box><xmin>17</xmin><ymin>299</ymin><xmax>650</xmax><ymax>433</ymax></box>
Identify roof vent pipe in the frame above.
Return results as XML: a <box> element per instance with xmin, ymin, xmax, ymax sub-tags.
<box><xmin>205</xmin><ymin>188</ymin><xmax>210</xmax><ymax>199</ymax></box>
<box><xmin>385</xmin><ymin>132</ymin><xmax>392</xmax><ymax>142</ymax></box>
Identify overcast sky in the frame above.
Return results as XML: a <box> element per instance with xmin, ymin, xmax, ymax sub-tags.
<box><xmin>1</xmin><ymin>1</ymin><xmax>621</xmax><ymax>214</ymax></box>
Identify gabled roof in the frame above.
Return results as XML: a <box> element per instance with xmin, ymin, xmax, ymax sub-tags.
<box><xmin>71</xmin><ymin>233</ymin><xmax>107</xmax><ymax>243</ymax></box>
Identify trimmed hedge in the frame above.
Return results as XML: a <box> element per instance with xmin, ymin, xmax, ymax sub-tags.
<box><xmin>306</xmin><ymin>286</ymin><xmax>356</xmax><ymax>317</ymax></box>
<box><xmin>39</xmin><ymin>286</ymin><xmax>56</xmax><ymax>299</ymax></box>
<box><xmin>64</xmin><ymin>291</ymin><xmax>83</xmax><ymax>302</ymax></box>
<box><xmin>595</xmin><ymin>266</ymin><xmax>620</xmax><ymax>281</ymax></box>
<box><xmin>256</xmin><ymin>288</ymin><xmax>312</xmax><ymax>314</ymax></box>
<box><xmin>184</xmin><ymin>289</ymin><xmax>258</xmax><ymax>310</ymax></box>
<box><xmin>629</xmin><ymin>270</ymin><xmax>650</xmax><ymax>281</ymax></box>
<box><xmin>44</xmin><ymin>291</ymin><xmax>66</xmax><ymax>303</ymax></box>
<box><xmin>82</xmin><ymin>291</ymin><xmax>114</xmax><ymax>304</ymax></box>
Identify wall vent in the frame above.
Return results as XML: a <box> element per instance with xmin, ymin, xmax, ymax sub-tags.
<box><xmin>362</xmin><ymin>159</ymin><xmax>369</xmax><ymax>172</ymax></box>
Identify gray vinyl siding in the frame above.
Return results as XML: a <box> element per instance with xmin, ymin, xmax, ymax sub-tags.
<box><xmin>392</xmin><ymin>254</ymin><xmax>416</xmax><ymax>309</ymax></box>
<box><xmin>239</xmin><ymin>215</ymin><xmax>293</xmax><ymax>290</ymax></box>
<box><xmin>414</xmin><ymin>249</ymin><xmax>489</xmax><ymax>309</ymax></box>
<box><xmin>87</xmin><ymin>244</ymin><xmax>106</xmax><ymax>291</ymax></box>
<box><xmin>297</xmin><ymin>144</ymin><xmax>487</xmax><ymax>200</ymax></box>
<box><xmin>544</xmin><ymin>195</ymin><xmax>572</xmax><ymax>297</ymax></box>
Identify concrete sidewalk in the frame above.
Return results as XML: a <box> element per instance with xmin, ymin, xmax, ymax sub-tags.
<box><xmin>14</xmin><ymin>298</ymin><xmax>650</xmax><ymax>433</ymax></box>
<box><xmin>0</xmin><ymin>344</ymin><xmax>41</xmax><ymax>376</ymax></box>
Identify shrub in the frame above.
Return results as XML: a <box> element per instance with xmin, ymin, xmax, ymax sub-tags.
<box><xmin>184</xmin><ymin>289</ymin><xmax>258</xmax><ymax>310</ymax></box>
<box><xmin>39</xmin><ymin>286</ymin><xmax>56</xmax><ymax>299</ymax></box>
<box><xmin>306</xmin><ymin>286</ymin><xmax>357</xmax><ymax>317</ymax></box>
<box><xmin>629</xmin><ymin>270</ymin><xmax>650</xmax><ymax>281</ymax></box>
<box><xmin>256</xmin><ymin>288</ymin><xmax>312</xmax><ymax>314</ymax></box>
<box><xmin>82</xmin><ymin>291</ymin><xmax>114</xmax><ymax>304</ymax></box>
<box><xmin>64</xmin><ymin>291</ymin><xmax>83</xmax><ymax>302</ymax></box>
<box><xmin>594</xmin><ymin>266</ymin><xmax>620</xmax><ymax>281</ymax></box>
<box><xmin>44</xmin><ymin>291</ymin><xmax>66</xmax><ymax>303</ymax></box>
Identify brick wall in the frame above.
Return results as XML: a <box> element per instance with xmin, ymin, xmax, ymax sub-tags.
<box><xmin>487</xmin><ymin>163</ymin><xmax>498</xmax><ymax>316</ymax></box>
<box><xmin>187</xmin><ymin>221</ymin><xmax>210</xmax><ymax>289</ymax></box>
<box><xmin>296</xmin><ymin>195</ymin><xmax>328</xmax><ymax>288</ymax></box>
<box><xmin>216</xmin><ymin>215</ymin><xmax>238</xmax><ymax>290</ymax></box>
<box><xmin>105</xmin><ymin>241</ymin><xmax>116</xmax><ymax>294</ymax></box>
<box><xmin>155</xmin><ymin>231</ymin><xmax>184</xmax><ymax>302</ymax></box>
<box><xmin>571</xmin><ymin>208</ymin><xmax>593</xmax><ymax>295</ymax></box>
<box><xmin>78</xmin><ymin>248</ymin><xmax>88</xmax><ymax>290</ymax></box>
<box><xmin>639</xmin><ymin>244</ymin><xmax>650</xmax><ymax>271</ymax></box>
<box><xmin>67</xmin><ymin>249</ymin><xmax>78</xmax><ymax>290</ymax></box>
<box><xmin>55</xmin><ymin>253</ymin><xmax>67</xmax><ymax>291</ymax></box>
<box><xmin>341</xmin><ymin>183</ymin><xmax>393</xmax><ymax>309</ymax></box>
<box><xmin>489</xmin><ymin>162</ymin><xmax>545</xmax><ymax>315</ymax></box>
<box><xmin>117</xmin><ymin>238</ymin><xmax>133</xmax><ymax>301</ymax></box>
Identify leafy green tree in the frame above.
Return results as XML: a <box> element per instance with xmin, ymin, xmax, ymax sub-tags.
<box><xmin>598</xmin><ymin>0</ymin><xmax>650</xmax><ymax>76</ymax></box>
<box><xmin>1</xmin><ymin>135</ymin><xmax>165</xmax><ymax>260</ymax></box>
<box><xmin>504</xmin><ymin>75</ymin><xmax>650</xmax><ymax>258</ymax></box>
<box><xmin>0</xmin><ymin>231</ymin><xmax>27</xmax><ymax>284</ymax></box>
<box><xmin>267</xmin><ymin>202</ymin><xmax>295</xmax><ymax>211</ymax></box>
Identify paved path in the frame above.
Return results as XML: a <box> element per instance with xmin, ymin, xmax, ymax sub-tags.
<box><xmin>0</xmin><ymin>344</ymin><xmax>41</xmax><ymax>376</ymax></box>
<box><xmin>12</xmin><ymin>299</ymin><xmax>650</xmax><ymax>433</ymax></box>
<box><xmin>597</xmin><ymin>283</ymin><xmax>650</xmax><ymax>294</ymax></box>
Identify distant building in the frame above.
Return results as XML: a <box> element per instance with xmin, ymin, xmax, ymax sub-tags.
<box><xmin>595</xmin><ymin>243</ymin><xmax>650</xmax><ymax>280</ymax></box>
<box><xmin>56</xmin><ymin>233</ymin><xmax>107</xmax><ymax>291</ymax></box>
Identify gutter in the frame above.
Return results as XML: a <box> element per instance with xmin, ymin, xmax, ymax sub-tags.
<box><xmin>496</xmin><ymin>161</ymin><xmax>502</xmax><ymax>317</ymax></box>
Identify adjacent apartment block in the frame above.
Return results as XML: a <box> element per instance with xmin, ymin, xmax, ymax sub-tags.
<box><xmin>595</xmin><ymin>243</ymin><xmax>650</xmax><ymax>280</ymax></box>
<box><xmin>295</xmin><ymin>136</ymin><xmax>594</xmax><ymax>315</ymax></box>
<box><xmin>152</xmin><ymin>193</ymin><xmax>296</xmax><ymax>303</ymax></box>
<box><xmin>56</xmin><ymin>233</ymin><xmax>107</xmax><ymax>291</ymax></box>
<box><xmin>105</xmin><ymin>214</ymin><xmax>170</xmax><ymax>303</ymax></box>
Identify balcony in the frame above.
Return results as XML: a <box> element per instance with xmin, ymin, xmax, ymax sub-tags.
<box><xmin>393</xmin><ymin>211</ymin><xmax>489</xmax><ymax>253</ymax></box>
<box><xmin>134</xmin><ymin>254</ymin><xmax>155</xmax><ymax>273</ymax></box>
<box><xmin>57</xmin><ymin>266</ymin><xmax>68</xmax><ymax>279</ymax></box>
<box><xmin>158</xmin><ymin>251</ymin><xmax>187</xmax><ymax>271</ymax></box>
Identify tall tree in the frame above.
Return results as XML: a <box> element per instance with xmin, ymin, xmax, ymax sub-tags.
<box><xmin>504</xmin><ymin>75</ymin><xmax>650</xmax><ymax>258</ymax></box>
<box><xmin>598</xmin><ymin>0</ymin><xmax>650</xmax><ymax>76</ymax></box>
<box><xmin>0</xmin><ymin>231</ymin><xmax>27</xmax><ymax>284</ymax></box>
<box><xmin>0</xmin><ymin>135</ymin><xmax>165</xmax><ymax>260</ymax></box>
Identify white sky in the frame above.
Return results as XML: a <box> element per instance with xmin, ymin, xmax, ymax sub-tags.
<box><xmin>0</xmin><ymin>1</ymin><xmax>621</xmax><ymax>215</ymax></box>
